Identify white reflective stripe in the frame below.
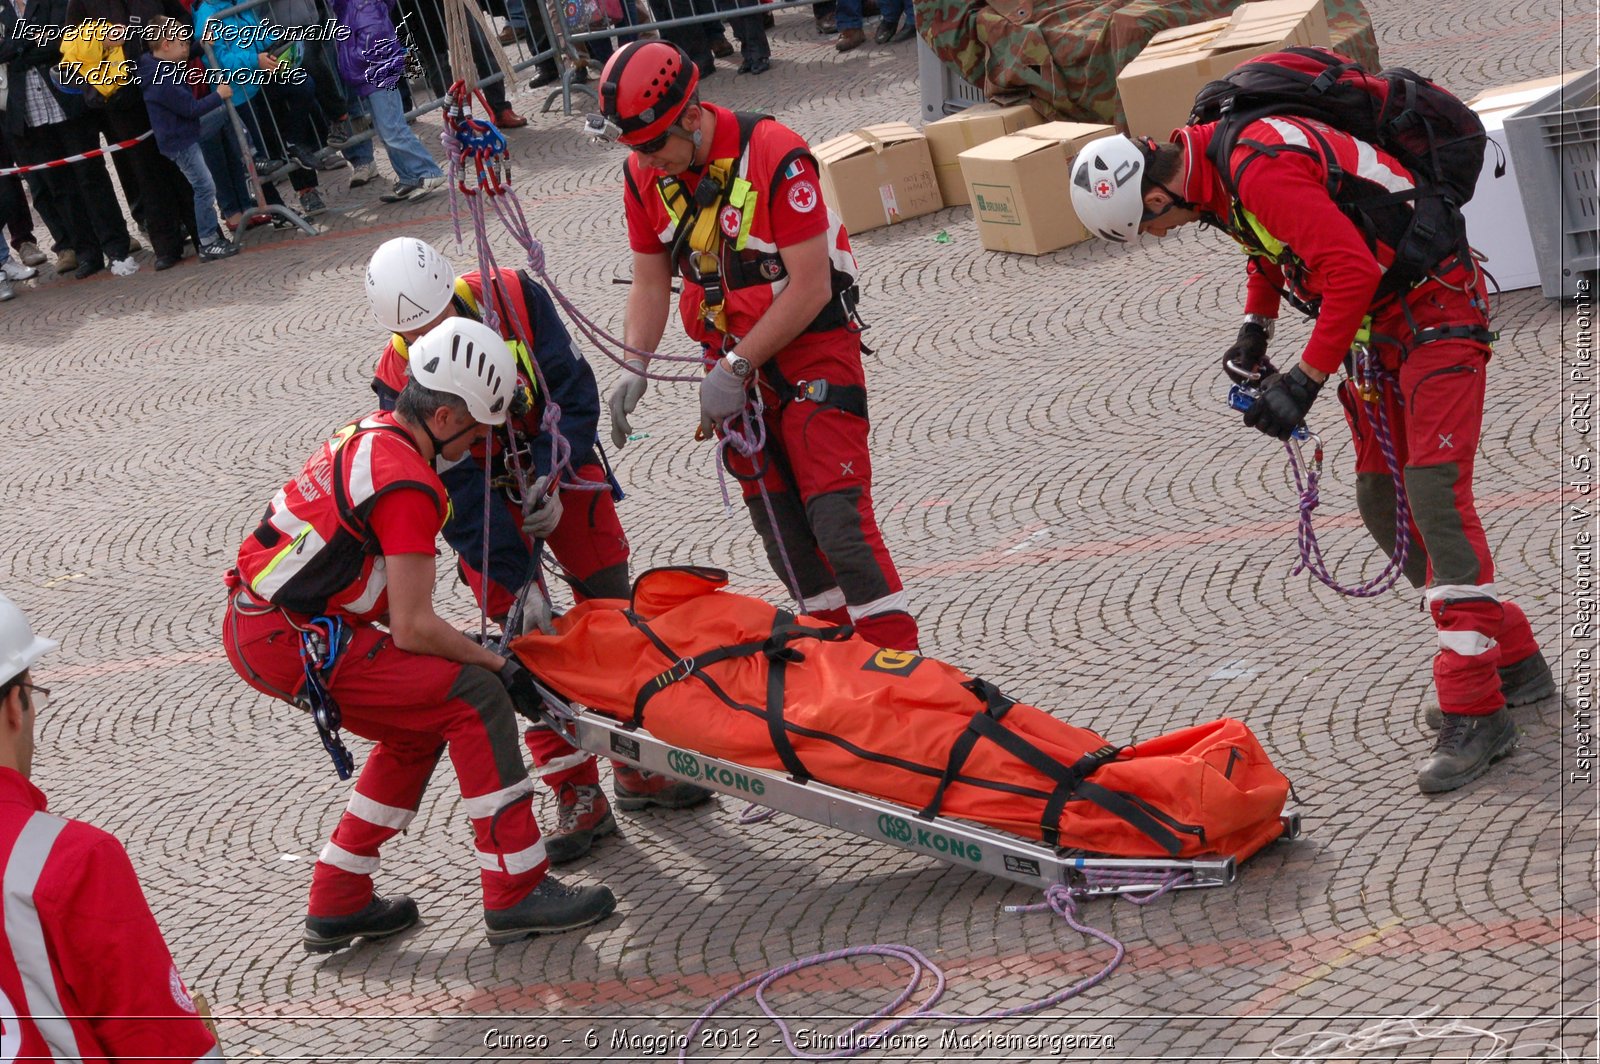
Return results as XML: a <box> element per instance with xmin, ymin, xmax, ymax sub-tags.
<box><xmin>532</xmin><ymin>753</ymin><xmax>594</xmax><ymax>778</ymax></box>
<box><xmin>346</xmin><ymin>431</ymin><xmax>379</xmax><ymax>508</ymax></box>
<box><xmin>478</xmin><ymin>838</ymin><xmax>547</xmax><ymax>875</ymax></box>
<box><xmin>826</xmin><ymin>215</ymin><xmax>859</xmax><ymax>282</ymax></box>
<box><xmin>744</xmin><ymin>233</ymin><xmax>778</xmax><ymax>253</ymax></box>
<box><xmin>847</xmin><ymin>589</ymin><xmax>912</xmax><ymax>621</ymax></box>
<box><xmin>1353</xmin><ymin>136</ymin><xmax>1415</xmax><ymax>194</ymax></box>
<box><xmin>1261</xmin><ymin>117</ymin><xmax>1313</xmax><ymax>150</ymax></box>
<box><xmin>345</xmin><ymin>791</ymin><xmax>416</xmax><ymax>831</ymax></box>
<box><xmin>655</xmin><ymin>222</ymin><xmax>675</xmax><ymax>245</ymax></box>
<box><xmin>317</xmin><ymin>841</ymin><xmax>381</xmax><ymax>876</ymax></box>
<box><xmin>5</xmin><ymin>812</ymin><xmax>82</xmax><ymax>1060</ymax></box>
<box><xmin>461</xmin><ymin>778</ymin><xmax>535</xmax><ymax>820</ymax></box>
<box><xmin>799</xmin><ymin>586</ymin><xmax>847</xmax><ymax>613</ymax></box>
<box><xmin>340</xmin><ymin>556</ymin><xmax>386</xmax><ymax>618</ymax></box>
<box><xmin>265</xmin><ymin>487</ymin><xmax>303</xmax><ymax>537</ymax></box>
<box><xmin>1438</xmin><ymin>630</ymin><xmax>1497</xmax><ymax>656</ymax></box>
<box><xmin>1426</xmin><ymin>583</ymin><xmax>1500</xmax><ymax>604</ymax></box>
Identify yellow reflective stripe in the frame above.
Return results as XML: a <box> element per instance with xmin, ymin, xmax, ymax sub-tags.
<box><xmin>728</xmin><ymin>177</ymin><xmax>751</xmax><ymax>209</ymax></box>
<box><xmin>249</xmin><ymin>525</ymin><xmax>314</xmax><ymax>594</ymax></box>
<box><xmin>454</xmin><ymin>277</ymin><xmax>478</xmax><ymax>313</ymax></box>
<box><xmin>735</xmin><ymin>188</ymin><xmax>757</xmax><ymax>251</ymax></box>
<box><xmin>1236</xmin><ymin>208</ymin><xmax>1286</xmax><ymax>260</ymax></box>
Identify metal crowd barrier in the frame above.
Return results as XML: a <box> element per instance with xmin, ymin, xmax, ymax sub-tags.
<box><xmin>195</xmin><ymin>0</ymin><xmax>562</xmax><ymax>235</ymax></box>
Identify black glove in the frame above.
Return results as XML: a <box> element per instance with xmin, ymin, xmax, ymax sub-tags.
<box><xmin>498</xmin><ymin>658</ymin><xmax>544</xmax><ymax>722</ymax></box>
<box><xmin>1221</xmin><ymin>321</ymin><xmax>1276</xmax><ymax>385</ymax></box>
<box><xmin>1243</xmin><ymin>366</ymin><xmax>1321</xmax><ymax>440</ymax></box>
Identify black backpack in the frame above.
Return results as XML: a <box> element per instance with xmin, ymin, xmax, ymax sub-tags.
<box><xmin>1189</xmin><ymin>46</ymin><xmax>1500</xmax><ymax>303</ymax></box>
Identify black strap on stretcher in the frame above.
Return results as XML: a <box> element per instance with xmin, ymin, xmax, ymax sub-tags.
<box><xmin>624</xmin><ymin>609</ymin><xmax>855</xmax><ymax>783</ymax></box>
<box><xmin>919</xmin><ymin>678</ymin><xmax>1201</xmax><ymax>857</ymax></box>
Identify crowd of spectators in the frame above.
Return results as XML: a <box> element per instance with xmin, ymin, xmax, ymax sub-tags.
<box><xmin>0</xmin><ymin>0</ymin><xmax>918</xmax><ymax>299</ymax></box>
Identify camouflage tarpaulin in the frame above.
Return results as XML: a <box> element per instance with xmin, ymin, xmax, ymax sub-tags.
<box><xmin>915</xmin><ymin>0</ymin><xmax>1379</xmax><ymax>126</ymax></box>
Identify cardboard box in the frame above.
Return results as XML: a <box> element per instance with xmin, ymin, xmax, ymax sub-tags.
<box><xmin>1117</xmin><ymin>0</ymin><xmax>1332</xmax><ymax>139</ymax></box>
<box><xmin>923</xmin><ymin>103</ymin><xmax>1046</xmax><ymax>207</ymax></box>
<box><xmin>1463</xmin><ymin>72</ymin><xmax>1587</xmax><ymax>291</ymax></box>
<box><xmin>812</xmin><ymin>123</ymin><xmax>943</xmax><ymax>234</ymax></box>
<box><xmin>957</xmin><ymin>122</ymin><xmax>1115</xmax><ymax>255</ymax></box>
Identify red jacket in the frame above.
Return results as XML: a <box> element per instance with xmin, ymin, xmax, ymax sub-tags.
<box><xmin>0</xmin><ymin>768</ymin><xmax>222</xmax><ymax>1062</ymax></box>
<box><xmin>1174</xmin><ymin>118</ymin><xmax>1424</xmax><ymax>376</ymax></box>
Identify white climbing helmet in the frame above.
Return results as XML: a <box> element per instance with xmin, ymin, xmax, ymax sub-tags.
<box><xmin>1069</xmin><ymin>134</ymin><xmax>1149</xmax><ymax>244</ymax></box>
<box><xmin>408</xmin><ymin>318</ymin><xmax>517</xmax><ymax>426</ymax></box>
<box><xmin>365</xmin><ymin>237</ymin><xmax>457</xmax><ymax>333</ymax></box>
<box><xmin>0</xmin><ymin>593</ymin><xmax>57</xmax><ymax>688</ymax></box>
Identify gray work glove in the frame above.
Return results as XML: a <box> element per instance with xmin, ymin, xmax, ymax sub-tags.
<box><xmin>515</xmin><ymin>583</ymin><xmax>555</xmax><ymax>637</ymax></box>
<box><xmin>607</xmin><ymin>359</ymin><xmax>649</xmax><ymax>449</ymax></box>
<box><xmin>697</xmin><ymin>359</ymin><xmax>748</xmax><ymax>436</ymax></box>
<box><xmin>520</xmin><ymin>474</ymin><xmax>563</xmax><ymax>539</ymax></box>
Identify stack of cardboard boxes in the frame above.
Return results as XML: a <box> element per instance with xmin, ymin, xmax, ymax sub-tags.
<box><xmin>811</xmin><ymin>0</ymin><xmax>1338</xmax><ymax>257</ymax></box>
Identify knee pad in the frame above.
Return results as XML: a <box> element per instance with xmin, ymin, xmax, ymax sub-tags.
<box><xmin>1404</xmin><ymin>462</ymin><xmax>1479</xmax><ymax>587</ymax></box>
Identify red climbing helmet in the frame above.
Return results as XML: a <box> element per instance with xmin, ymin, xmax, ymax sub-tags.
<box><xmin>594</xmin><ymin>40</ymin><xmax>700</xmax><ymax>149</ymax></box>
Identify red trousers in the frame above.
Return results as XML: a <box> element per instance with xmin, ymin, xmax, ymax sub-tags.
<box><xmin>721</xmin><ymin>331</ymin><xmax>918</xmax><ymax>652</ymax></box>
<box><xmin>222</xmin><ymin>597</ymin><xmax>548</xmax><ymax>915</ymax></box>
<box><xmin>1338</xmin><ymin>266</ymin><xmax>1541</xmax><ymax>715</ymax></box>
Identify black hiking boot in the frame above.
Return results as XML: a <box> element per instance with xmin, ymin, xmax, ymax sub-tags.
<box><xmin>1417</xmin><ymin>708</ymin><xmax>1518</xmax><ymax>794</ymax></box>
<box><xmin>1423</xmin><ymin>649</ymin><xmax>1556</xmax><ymax>729</ymax></box>
<box><xmin>303</xmin><ymin>895</ymin><xmax>419</xmax><ymax>953</ymax></box>
<box><xmin>484</xmin><ymin>876</ymin><xmax>617</xmax><ymax>944</ymax></box>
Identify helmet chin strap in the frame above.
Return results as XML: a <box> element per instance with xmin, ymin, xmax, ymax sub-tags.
<box><xmin>420</xmin><ymin>416</ymin><xmax>480</xmax><ymax>460</ymax></box>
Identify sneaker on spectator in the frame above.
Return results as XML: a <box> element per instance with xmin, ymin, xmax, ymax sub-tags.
<box><xmin>890</xmin><ymin>21</ymin><xmax>915</xmax><ymax>41</ymax></box>
<box><xmin>313</xmin><ymin>148</ymin><xmax>347</xmax><ymax>171</ymax></box>
<box><xmin>408</xmin><ymin>175</ymin><xmax>445</xmax><ymax>201</ymax></box>
<box><xmin>298</xmin><ymin>190</ymin><xmax>327</xmax><ymax>217</ymax></box>
<box><xmin>325</xmin><ymin>117</ymin><xmax>355</xmax><ymax>149</ymax></box>
<box><xmin>0</xmin><ymin>278</ymin><xmax>14</xmax><ymax>302</ymax></box>
<box><xmin>55</xmin><ymin>250</ymin><xmax>77</xmax><ymax>273</ymax></box>
<box><xmin>198</xmin><ymin>237</ymin><xmax>240</xmax><ymax>262</ymax></box>
<box><xmin>286</xmin><ymin>142</ymin><xmax>323</xmax><ymax>170</ymax></box>
<box><xmin>17</xmin><ymin>242</ymin><xmax>46</xmax><ymax>267</ymax></box>
<box><xmin>154</xmin><ymin>253</ymin><xmax>183</xmax><ymax>271</ymax></box>
<box><xmin>1</xmin><ymin>258</ymin><xmax>37</xmax><ymax>281</ymax></box>
<box><xmin>380</xmin><ymin>180</ymin><xmax>421</xmax><ymax>203</ymax></box>
<box><xmin>109</xmin><ymin>255</ymin><xmax>139</xmax><ymax>277</ymax></box>
<box><xmin>73</xmin><ymin>257</ymin><xmax>103</xmax><ymax>279</ymax></box>
<box><xmin>348</xmin><ymin>162</ymin><xmax>379</xmax><ymax>188</ymax></box>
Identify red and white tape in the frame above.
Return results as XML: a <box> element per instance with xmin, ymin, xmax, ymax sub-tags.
<box><xmin>0</xmin><ymin>130</ymin><xmax>154</xmax><ymax>177</ymax></box>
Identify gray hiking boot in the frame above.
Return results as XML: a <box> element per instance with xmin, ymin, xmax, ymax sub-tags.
<box><xmin>1417</xmin><ymin>708</ymin><xmax>1518</xmax><ymax>794</ymax></box>
<box><xmin>544</xmin><ymin>783</ymin><xmax>618</xmax><ymax>866</ymax></box>
<box><xmin>484</xmin><ymin>876</ymin><xmax>617</xmax><ymax>945</ymax></box>
<box><xmin>1423</xmin><ymin>649</ymin><xmax>1555</xmax><ymax>729</ymax></box>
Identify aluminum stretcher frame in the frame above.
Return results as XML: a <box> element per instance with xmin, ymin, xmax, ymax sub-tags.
<box><xmin>533</xmin><ymin>681</ymin><xmax>1301</xmax><ymax>897</ymax></box>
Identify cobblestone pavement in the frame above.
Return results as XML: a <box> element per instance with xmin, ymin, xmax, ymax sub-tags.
<box><xmin>0</xmin><ymin>0</ymin><xmax>1595</xmax><ymax>1059</ymax></box>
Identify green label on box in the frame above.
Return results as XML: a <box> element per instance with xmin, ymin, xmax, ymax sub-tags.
<box><xmin>972</xmin><ymin>184</ymin><xmax>1021</xmax><ymax>227</ymax></box>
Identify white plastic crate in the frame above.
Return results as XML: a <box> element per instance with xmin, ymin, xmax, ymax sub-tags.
<box><xmin>917</xmin><ymin>38</ymin><xmax>988</xmax><ymax>124</ymax></box>
<box><xmin>1503</xmin><ymin>68</ymin><xmax>1600</xmax><ymax>300</ymax></box>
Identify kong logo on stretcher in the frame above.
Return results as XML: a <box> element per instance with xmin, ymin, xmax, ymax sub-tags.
<box><xmin>665</xmin><ymin>750</ymin><xmax>767</xmax><ymax>797</ymax></box>
<box><xmin>875</xmin><ymin>813</ymin><xmax>983</xmax><ymax>863</ymax></box>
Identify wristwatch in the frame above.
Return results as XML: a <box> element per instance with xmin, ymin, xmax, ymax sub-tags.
<box><xmin>723</xmin><ymin>352</ymin><xmax>754</xmax><ymax>378</ymax></box>
<box><xmin>1243</xmin><ymin>313</ymin><xmax>1277</xmax><ymax>340</ymax></box>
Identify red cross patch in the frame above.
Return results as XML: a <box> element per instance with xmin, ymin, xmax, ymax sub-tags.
<box><xmin>720</xmin><ymin>205</ymin><xmax>742</xmax><ymax>238</ymax></box>
<box><xmin>1093</xmin><ymin>178</ymin><xmax>1115</xmax><ymax>199</ymax></box>
<box><xmin>788</xmin><ymin>181</ymin><xmax>818</xmax><ymax>213</ymax></box>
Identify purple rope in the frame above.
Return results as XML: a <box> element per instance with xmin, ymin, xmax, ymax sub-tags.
<box><xmin>712</xmin><ymin>400</ymin><xmax>808</xmax><ymax>615</ymax></box>
<box><xmin>1289</xmin><ymin>348</ymin><xmax>1411</xmax><ymax>598</ymax></box>
<box><xmin>677</xmin><ymin>880</ymin><xmax>1172</xmax><ymax>1062</ymax></box>
<box><xmin>737</xmin><ymin>802</ymin><xmax>777</xmax><ymax>824</ymax></box>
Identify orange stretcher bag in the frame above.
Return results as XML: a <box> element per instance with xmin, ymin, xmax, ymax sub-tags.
<box><xmin>514</xmin><ymin>568</ymin><xmax>1291</xmax><ymax>861</ymax></box>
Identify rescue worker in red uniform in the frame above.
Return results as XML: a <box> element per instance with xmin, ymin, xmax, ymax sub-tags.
<box><xmin>363</xmin><ymin>237</ymin><xmax>711</xmax><ymax>867</ymax></box>
<box><xmin>221</xmin><ymin>318</ymin><xmax>618</xmax><ymax>951</ymax></box>
<box><xmin>0</xmin><ymin>592</ymin><xmax>223</xmax><ymax>1062</ymax></box>
<box><xmin>592</xmin><ymin>40</ymin><xmax>919</xmax><ymax>653</ymax></box>
<box><xmin>1070</xmin><ymin>125</ymin><xmax>1553</xmax><ymax>795</ymax></box>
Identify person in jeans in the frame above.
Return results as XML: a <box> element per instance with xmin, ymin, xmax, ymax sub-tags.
<box><xmin>136</xmin><ymin>18</ymin><xmax>241</xmax><ymax>261</ymax></box>
<box><xmin>194</xmin><ymin>0</ymin><xmax>328</xmax><ymax>217</ymax></box>
<box><xmin>0</xmin><ymin>0</ymin><xmax>138</xmax><ymax>278</ymax></box>
<box><xmin>330</xmin><ymin>0</ymin><xmax>446</xmax><ymax>202</ymax></box>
